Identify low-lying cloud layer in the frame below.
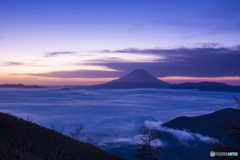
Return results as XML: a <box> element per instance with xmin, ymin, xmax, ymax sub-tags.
<box><xmin>97</xmin><ymin>120</ymin><xmax>215</xmax><ymax>150</ymax></box>
<box><xmin>145</xmin><ymin>121</ymin><xmax>213</xmax><ymax>144</ymax></box>
<box><xmin>0</xmin><ymin>88</ymin><xmax>234</xmax><ymax>148</ymax></box>
<box><xmin>98</xmin><ymin>134</ymin><xmax>164</xmax><ymax>148</ymax></box>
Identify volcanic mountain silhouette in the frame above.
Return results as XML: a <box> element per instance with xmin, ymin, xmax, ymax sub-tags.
<box><xmin>86</xmin><ymin>69</ymin><xmax>171</xmax><ymax>89</ymax></box>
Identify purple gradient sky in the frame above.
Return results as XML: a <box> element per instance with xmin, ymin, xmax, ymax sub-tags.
<box><xmin>0</xmin><ymin>0</ymin><xmax>240</xmax><ymax>85</ymax></box>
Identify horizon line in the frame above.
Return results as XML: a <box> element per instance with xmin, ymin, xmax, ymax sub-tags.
<box><xmin>0</xmin><ymin>76</ymin><xmax>240</xmax><ymax>86</ymax></box>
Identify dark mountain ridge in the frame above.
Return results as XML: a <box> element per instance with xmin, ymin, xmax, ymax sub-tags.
<box><xmin>0</xmin><ymin>83</ymin><xmax>43</xmax><ymax>88</ymax></box>
<box><xmin>85</xmin><ymin>69</ymin><xmax>171</xmax><ymax>89</ymax></box>
<box><xmin>158</xmin><ymin>108</ymin><xmax>240</xmax><ymax>159</ymax></box>
<box><xmin>162</xmin><ymin>108</ymin><xmax>240</xmax><ymax>137</ymax></box>
<box><xmin>168</xmin><ymin>82</ymin><xmax>240</xmax><ymax>92</ymax></box>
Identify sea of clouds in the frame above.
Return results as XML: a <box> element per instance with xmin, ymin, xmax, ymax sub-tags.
<box><xmin>0</xmin><ymin>87</ymin><xmax>237</xmax><ymax>148</ymax></box>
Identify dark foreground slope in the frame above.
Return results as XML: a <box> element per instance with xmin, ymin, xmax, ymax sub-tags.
<box><xmin>162</xmin><ymin>108</ymin><xmax>240</xmax><ymax>137</ymax></box>
<box><xmin>0</xmin><ymin>112</ymin><xmax>125</xmax><ymax>160</ymax></box>
<box><xmin>168</xmin><ymin>82</ymin><xmax>240</xmax><ymax>92</ymax></box>
<box><xmin>85</xmin><ymin>69</ymin><xmax>171</xmax><ymax>89</ymax></box>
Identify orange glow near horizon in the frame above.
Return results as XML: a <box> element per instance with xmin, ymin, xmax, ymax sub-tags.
<box><xmin>0</xmin><ymin>74</ymin><xmax>240</xmax><ymax>86</ymax></box>
<box><xmin>0</xmin><ymin>74</ymin><xmax>118</xmax><ymax>86</ymax></box>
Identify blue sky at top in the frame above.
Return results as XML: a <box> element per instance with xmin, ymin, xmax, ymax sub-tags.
<box><xmin>0</xmin><ymin>0</ymin><xmax>240</xmax><ymax>85</ymax></box>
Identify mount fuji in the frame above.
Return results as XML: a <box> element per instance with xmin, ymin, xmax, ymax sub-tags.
<box><xmin>85</xmin><ymin>69</ymin><xmax>171</xmax><ymax>89</ymax></box>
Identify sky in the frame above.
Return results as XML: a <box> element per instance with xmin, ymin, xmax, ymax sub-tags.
<box><xmin>1</xmin><ymin>0</ymin><xmax>240</xmax><ymax>85</ymax></box>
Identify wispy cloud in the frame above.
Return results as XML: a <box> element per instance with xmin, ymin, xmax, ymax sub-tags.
<box><xmin>1</xmin><ymin>62</ymin><xmax>25</xmax><ymax>66</ymax></box>
<box><xmin>29</xmin><ymin>69</ymin><xmax>123</xmax><ymax>78</ymax></box>
<box><xmin>99</xmin><ymin>44</ymin><xmax>238</xmax><ymax>55</ymax></box>
<box><xmin>98</xmin><ymin>134</ymin><xmax>164</xmax><ymax>147</ymax></box>
<box><xmin>144</xmin><ymin>121</ymin><xmax>214</xmax><ymax>143</ymax></box>
<box><xmin>45</xmin><ymin>52</ymin><xmax>76</xmax><ymax>57</ymax></box>
<box><xmin>0</xmin><ymin>61</ymin><xmax>49</xmax><ymax>67</ymax></box>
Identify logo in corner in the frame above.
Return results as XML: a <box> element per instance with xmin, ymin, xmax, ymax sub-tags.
<box><xmin>210</xmin><ymin>151</ymin><xmax>215</xmax><ymax>157</ymax></box>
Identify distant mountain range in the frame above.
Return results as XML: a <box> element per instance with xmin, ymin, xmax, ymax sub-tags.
<box><xmin>84</xmin><ymin>69</ymin><xmax>171</xmax><ymax>89</ymax></box>
<box><xmin>0</xmin><ymin>84</ymin><xmax>43</xmax><ymax>88</ymax></box>
<box><xmin>168</xmin><ymin>82</ymin><xmax>240</xmax><ymax>92</ymax></box>
<box><xmin>2</xmin><ymin>70</ymin><xmax>240</xmax><ymax>92</ymax></box>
